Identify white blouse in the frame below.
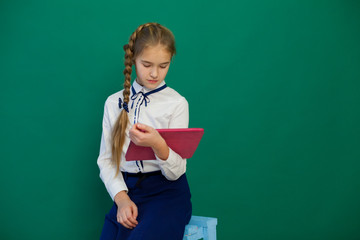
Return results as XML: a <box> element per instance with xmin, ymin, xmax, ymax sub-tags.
<box><xmin>97</xmin><ymin>80</ymin><xmax>189</xmax><ymax>200</ymax></box>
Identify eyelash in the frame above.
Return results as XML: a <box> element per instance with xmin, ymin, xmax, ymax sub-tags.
<box><xmin>143</xmin><ymin>64</ymin><xmax>167</xmax><ymax>69</ymax></box>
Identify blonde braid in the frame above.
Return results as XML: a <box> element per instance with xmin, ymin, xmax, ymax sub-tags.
<box><xmin>112</xmin><ymin>23</ymin><xmax>159</xmax><ymax>175</ymax></box>
<box><xmin>123</xmin><ymin>22</ymin><xmax>158</xmax><ymax>104</ymax></box>
<box><xmin>123</xmin><ymin>24</ymin><xmax>149</xmax><ymax>100</ymax></box>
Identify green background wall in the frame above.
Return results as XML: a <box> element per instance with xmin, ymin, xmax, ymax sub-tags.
<box><xmin>1</xmin><ymin>0</ymin><xmax>359</xmax><ymax>239</ymax></box>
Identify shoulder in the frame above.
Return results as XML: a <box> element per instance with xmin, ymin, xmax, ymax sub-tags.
<box><xmin>104</xmin><ymin>89</ymin><xmax>124</xmax><ymax>107</ymax></box>
<box><xmin>102</xmin><ymin>90</ymin><xmax>125</xmax><ymax>117</ymax></box>
<box><xmin>162</xmin><ymin>86</ymin><xmax>188</xmax><ymax>105</ymax></box>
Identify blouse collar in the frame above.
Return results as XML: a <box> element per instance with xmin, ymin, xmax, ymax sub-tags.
<box><xmin>132</xmin><ymin>78</ymin><xmax>166</xmax><ymax>95</ymax></box>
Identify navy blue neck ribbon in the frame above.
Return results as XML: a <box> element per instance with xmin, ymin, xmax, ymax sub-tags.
<box><xmin>118</xmin><ymin>84</ymin><xmax>167</xmax><ymax>113</ymax></box>
<box><xmin>130</xmin><ymin>84</ymin><xmax>167</xmax><ymax>110</ymax></box>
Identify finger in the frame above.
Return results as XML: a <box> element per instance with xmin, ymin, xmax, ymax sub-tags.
<box><xmin>117</xmin><ymin>214</ymin><xmax>126</xmax><ymax>227</ymax></box>
<box><xmin>136</xmin><ymin>123</ymin><xmax>151</xmax><ymax>133</ymax></box>
<box><xmin>130</xmin><ymin>126</ymin><xmax>143</xmax><ymax>138</ymax></box>
<box><xmin>132</xmin><ymin>204</ymin><xmax>138</xmax><ymax>221</ymax></box>
<box><xmin>120</xmin><ymin>215</ymin><xmax>132</xmax><ymax>229</ymax></box>
<box><xmin>129</xmin><ymin>131</ymin><xmax>135</xmax><ymax>141</ymax></box>
<box><xmin>123</xmin><ymin>209</ymin><xmax>137</xmax><ymax>228</ymax></box>
<box><xmin>129</xmin><ymin>129</ymin><xmax>141</xmax><ymax>143</ymax></box>
<box><xmin>125</xmin><ymin>209</ymin><xmax>138</xmax><ymax>226</ymax></box>
<box><xmin>128</xmin><ymin>205</ymin><xmax>138</xmax><ymax>225</ymax></box>
<box><xmin>119</xmin><ymin>213</ymin><xmax>133</xmax><ymax>229</ymax></box>
<box><xmin>130</xmin><ymin>134</ymin><xmax>140</xmax><ymax>145</ymax></box>
<box><xmin>129</xmin><ymin>126</ymin><xmax>137</xmax><ymax>137</ymax></box>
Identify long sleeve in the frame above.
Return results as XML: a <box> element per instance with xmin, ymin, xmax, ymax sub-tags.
<box><xmin>157</xmin><ymin>97</ymin><xmax>189</xmax><ymax>180</ymax></box>
<box><xmin>97</xmin><ymin>98</ymin><xmax>128</xmax><ymax>200</ymax></box>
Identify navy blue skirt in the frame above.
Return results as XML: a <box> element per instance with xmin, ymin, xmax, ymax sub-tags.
<box><xmin>100</xmin><ymin>172</ymin><xmax>192</xmax><ymax>240</ymax></box>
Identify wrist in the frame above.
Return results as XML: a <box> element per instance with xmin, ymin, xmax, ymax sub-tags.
<box><xmin>152</xmin><ymin>136</ymin><xmax>166</xmax><ymax>152</ymax></box>
<box><xmin>114</xmin><ymin>190</ymin><xmax>129</xmax><ymax>205</ymax></box>
<box><xmin>152</xmin><ymin>137</ymin><xmax>169</xmax><ymax>161</ymax></box>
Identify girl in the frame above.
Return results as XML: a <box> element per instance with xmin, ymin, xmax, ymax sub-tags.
<box><xmin>97</xmin><ymin>23</ymin><xmax>192</xmax><ymax>240</ymax></box>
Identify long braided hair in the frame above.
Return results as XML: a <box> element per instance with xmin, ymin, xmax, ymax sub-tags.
<box><xmin>112</xmin><ymin>22</ymin><xmax>176</xmax><ymax>175</ymax></box>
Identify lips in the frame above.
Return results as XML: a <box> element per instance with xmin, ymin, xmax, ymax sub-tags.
<box><xmin>148</xmin><ymin>79</ymin><xmax>158</xmax><ymax>84</ymax></box>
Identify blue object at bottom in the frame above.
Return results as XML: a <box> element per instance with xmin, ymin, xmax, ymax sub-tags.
<box><xmin>183</xmin><ymin>216</ymin><xmax>218</xmax><ymax>240</ymax></box>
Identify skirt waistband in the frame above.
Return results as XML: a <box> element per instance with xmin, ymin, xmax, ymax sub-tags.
<box><xmin>121</xmin><ymin>171</ymin><xmax>162</xmax><ymax>178</ymax></box>
<box><xmin>121</xmin><ymin>171</ymin><xmax>162</xmax><ymax>188</ymax></box>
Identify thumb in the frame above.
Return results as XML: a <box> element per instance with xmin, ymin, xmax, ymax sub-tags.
<box><xmin>136</xmin><ymin>123</ymin><xmax>150</xmax><ymax>132</ymax></box>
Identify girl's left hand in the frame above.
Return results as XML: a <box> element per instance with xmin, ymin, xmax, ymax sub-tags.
<box><xmin>129</xmin><ymin>123</ymin><xmax>169</xmax><ymax>160</ymax></box>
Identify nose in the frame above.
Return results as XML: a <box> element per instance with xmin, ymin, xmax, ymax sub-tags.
<box><xmin>150</xmin><ymin>68</ymin><xmax>158</xmax><ymax>79</ymax></box>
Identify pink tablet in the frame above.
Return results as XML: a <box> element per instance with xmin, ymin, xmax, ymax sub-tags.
<box><xmin>125</xmin><ymin>128</ymin><xmax>204</xmax><ymax>161</ymax></box>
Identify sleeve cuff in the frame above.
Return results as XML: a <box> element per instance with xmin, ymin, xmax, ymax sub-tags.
<box><xmin>156</xmin><ymin>146</ymin><xmax>174</xmax><ymax>162</ymax></box>
<box><xmin>107</xmin><ymin>180</ymin><xmax>129</xmax><ymax>201</ymax></box>
<box><xmin>156</xmin><ymin>148</ymin><xmax>186</xmax><ymax>180</ymax></box>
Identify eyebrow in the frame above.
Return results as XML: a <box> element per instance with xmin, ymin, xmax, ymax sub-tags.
<box><xmin>141</xmin><ymin>60</ymin><xmax>170</xmax><ymax>65</ymax></box>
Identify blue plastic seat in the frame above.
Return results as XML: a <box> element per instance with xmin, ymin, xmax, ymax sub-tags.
<box><xmin>183</xmin><ymin>216</ymin><xmax>218</xmax><ymax>240</ymax></box>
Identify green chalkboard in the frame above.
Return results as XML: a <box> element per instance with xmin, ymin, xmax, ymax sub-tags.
<box><xmin>1</xmin><ymin>0</ymin><xmax>359</xmax><ymax>239</ymax></box>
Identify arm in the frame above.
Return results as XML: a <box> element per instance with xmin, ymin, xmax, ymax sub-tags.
<box><xmin>97</xmin><ymin>99</ymin><xmax>138</xmax><ymax>229</ymax></box>
<box><xmin>129</xmin><ymin>97</ymin><xmax>189</xmax><ymax>180</ymax></box>
<box><xmin>157</xmin><ymin>97</ymin><xmax>189</xmax><ymax>180</ymax></box>
<box><xmin>97</xmin><ymin>99</ymin><xmax>128</xmax><ymax>199</ymax></box>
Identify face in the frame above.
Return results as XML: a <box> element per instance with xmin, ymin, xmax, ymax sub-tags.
<box><xmin>134</xmin><ymin>44</ymin><xmax>172</xmax><ymax>90</ymax></box>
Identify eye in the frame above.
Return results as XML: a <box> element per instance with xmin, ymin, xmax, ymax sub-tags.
<box><xmin>160</xmin><ymin>65</ymin><xmax>168</xmax><ymax>69</ymax></box>
<box><xmin>143</xmin><ymin>64</ymin><xmax>151</xmax><ymax>68</ymax></box>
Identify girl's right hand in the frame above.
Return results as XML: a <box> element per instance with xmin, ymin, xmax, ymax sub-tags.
<box><xmin>114</xmin><ymin>191</ymin><xmax>138</xmax><ymax>229</ymax></box>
